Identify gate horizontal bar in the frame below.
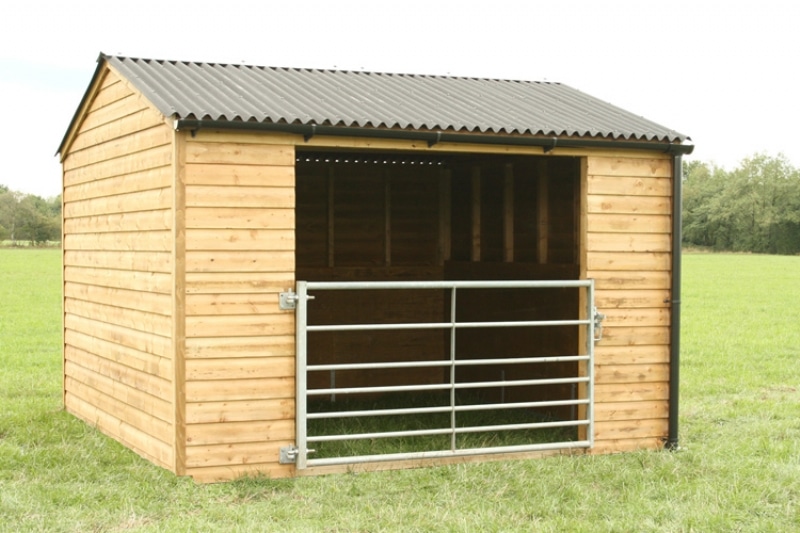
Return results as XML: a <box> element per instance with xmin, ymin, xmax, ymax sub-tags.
<box><xmin>307</xmin><ymin>318</ymin><xmax>589</xmax><ymax>333</ymax></box>
<box><xmin>306</xmin><ymin>440</ymin><xmax>591</xmax><ymax>468</ymax></box>
<box><xmin>307</xmin><ymin>354</ymin><xmax>590</xmax><ymax>372</ymax></box>
<box><xmin>306</xmin><ymin>280</ymin><xmax>592</xmax><ymax>290</ymax></box>
<box><xmin>307</xmin><ymin>398</ymin><xmax>591</xmax><ymax>420</ymax></box>
<box><xmin>307</xmin><ymin>376</ymin><xmax>590</xmax><ymax>396</ymax></box>
<box><xmin>308</xmin><ymin>418</ymin><xmax>588</xmax><ymax>443</ymax></box>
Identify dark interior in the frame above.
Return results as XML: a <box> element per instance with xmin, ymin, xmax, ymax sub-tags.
<box><xmin>295</xmin><ymin>149</ymin><xmax>583</xmax><ymax>424</ymax></box>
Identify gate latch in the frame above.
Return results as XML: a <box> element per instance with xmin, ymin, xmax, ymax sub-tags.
<box><xmin>279</xmin><ymin>289</ymin><xmax>315</xmax><ymax>310</ymax></box>
<box><xmin>279</xmin><ymin>445</ymin><xmax>316</xmax><ymax>464</ymax></box>
<box><xmin>593</xmin><ymin>307</ymin><xmax>606</xmax><ymax>342</ymax></box>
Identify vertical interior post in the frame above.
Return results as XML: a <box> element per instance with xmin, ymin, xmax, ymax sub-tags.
<box><xmin>471</xmin><ymin>167</ymin><xmax>481</xmax><ymax>262</ymax></box>
<box><xmin>503</xmin><ymin>163</ymin><xmax>514</xmax><ymax>262</ymax></box>
<box><xmin>537</xmin><ymin>159</ymin><xmax>549</xmax><ymax>264</ymax></box>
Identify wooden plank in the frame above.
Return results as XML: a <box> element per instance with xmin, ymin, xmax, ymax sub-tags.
<box><xmin>595</xmin><ymin>289</ymin><xmax>671</xmax><ymax>308</ymax></box>
<box><xmin>586</xmin><ymin>156</ymin><xmax>672</xmax><ymax>178</ymax></box>
<box><xmin>185</xmin><ymin>228</ymin><xmax>294</xmax><ymax>251</ymax></box>
<box><xmin>186</xmin><ymin>250</ymin><xmax>294</xmax><ymax>273</ymax></box>
<box><xmin>595</xmin><ymin>344</ymin><xmax>670</xmax><ymax>366</ymax></box>
<box><xmin>594</xmin><ymin>363</ymin><xmax>669</xmax><ymax>384</ymax></box>
<box><xmin>185</xmin><ymin>440</ymin><xmax>291</xmax><ymax>468</ymax></box>
<box><xmin>185</xmin><ymin>377</ymin><xmax>294</xmax><ymax>402</ymax></box>
<box><xmin>65</xmin><ymin>328</ymin><xmax>172</xmax><ymax>379</ymax></box>
<box><xmin>186</xmin><ymin>185</ymin><xmax>294</xmax><ymax>209</ymax></box>
<box><xmin>173</xmin><ymin>129</ymin><xmax>188</xmax><ymax>475</ymax></box>
<box><xmin>587</xmin><ymin>175</ymin><xmax>672</xmax><ymax>197</ymax></box>
<box><xmin>587</xmin><ymin>252</ymin><xmax>671</xmax><ymax>271</ymax></box>
<box><xmin>185</xmin><ymin>335</ymin><xmax>295</xmax><ymax>359</ymax></box>
<box><xmin>594</xmin><ymin>418</ymin><xmax>668</xmax><ymax>441</ymax></box>
<box><xmin>588</xmin><ymin>213</ymin><xmax>671</xmax><ymax>234</ymax></box>
<box><xmin>186</xmin><ymin>293</ymin><xmax>286</xmax><ymax>315</ymax></box>
<box><xmin>439</xmin><ymin>169</ymin><xmax>451</xmax><ymax>264</ymax></box>
<box><xmin>65</xmin><ymin>281</ymin><xmax>171</xmax><ymax>314</ymax></box>
<box><xmin>64</xmin><ymin>125</ymin><xmax>172</xmax><ymax>171</ymax></box>
<box><xmin>75</xmin><ymin>92</ymin><xmax>151</xmax><ymax>136</ymax></box>
<box><xmin>186</xmin><ymin>398</ymin><xmax>293</xmax><ymax>424</ymax></box>
<box><xmin>185</xmin><ymin>163</ymin><xmax>294</xmax><ymax>186</ymax></box>
<box><xmin>64</xmin><ymin>264</ymin><xmax>172</xmax><ymax>290</ymax></box>
<box><xmin>64</xmin><ymin>360</ymin><xmax>172</xmax><ymax>422</ymax></box>
<box><xmin>185</xmin><ymin>461</ymin><xmax>293</xmax><ymax>483</ymax></box>
<box><xmin>69</xmin><ymin>107</ymin><xmax>167</xmax><ymax>153</ymax></box>
<box><xmin>185</xmin><ymin>142</ymin><xmax>294</xmax><ymax>166</ymax></box>
<box><xmin>185</xmin><ymin>207</ymin><xmax>293</xmax><ymax>229</ymax></box>
<box><xmin>601</xmin><ymin>307</ymin><xmax>670</xmax><ymax>328</ymax></box>
<box><xmin>64</xmin><ymin>188</ymin><xmax>172</xmax><ymax>219</ymax></box>
<box><xmin>65</xmin><ymin>391</ymin><xmax>174</xmax><ymax>470</ymax></box>
<box><xmin>185</xmin><ymin>357</ymin><xmax>293</xmax><ymax>381</ymax></box>
<box><xmin>64</xmin><ymin>167</ymin><xmax>171</xmax><ymax>204</ymax></box>
<box><xmin>589</xmin><ymin>438</ymin><xmax>664</xmax><ymax>454</ymax></box>
<box><xmin>185</xmin><ymin>314</ymin><xmax>294</xmax><ymax>338</ymax></box>
<box><xmin>184</xmin><ymin>272</ymin><xmax>294</xmax><ymax>294</ymax></box>
<box><xmin>471</xmin><ymin>167</ymin><xmax>481</xmax><ymax>261</ymax></box>
<box><xmin>594</xmin><ymin>382</ymin><xmax>669</xmax><ymax>403</ymax></box>
<box><xmin>64</xmin><ymin>230</ymin><xmax>173</xmax><ymax>252</ymax></box>
<box><xmin>504</xmin><ymin>163</ymin><xmax>514</xmax><ymax>262</ymax></box>
<box><xmin>587</xmin><ymin>195</ymin><xmax>671</xmax><ymax>216</ymax></box>
<box><xmin>537</xmin><ymin>160</ymin><xmax>549</xmax><ymax>264</ymax></box>
<box><xmin>594</xmin><ymin>400</ymin><xmax>668</xmax><ymax>422</ymax></box>
<box><xmin>65</xmin><ymin>375</ymin><xmax>172</xmax><ymax>443</ymax></box>
<box><xmin>63</xmin><ymin>144</ymin><xmax>172</xmax><ymax>186</ymax></box>
<box><xmin>591</xmin><ymin>271</ymin><xmax>671</xmax><ymax>290</ymax></box>
<box><xmin>65</xmin><ymin>298</ymin><xmax>172</xmax><ymax>337</ymax></box>
<box><xmin>65</xmin><ymin>313</ymin><xmax>171</xmax><ymax>358</ymax></box>
<box><xmin>64</xmin><ymin>209</ymin><xmax>171</xmax><ymax>234</ymax></box>
<box><xmin>185</xmin><ymin>419</ymin><xmax>294</xmax><ymax>446</ymax></box>
<box><xmin>587</xmin><ymin>232</ymin><xmax>671</xmax><ymax>253</ymax></box>
<box><xmin>599</xmin><ymin>326</ymin><xmax>670</xmax><ymax>346</ymax></box>
<box><xmin>66</xmin><ymin>345</ymin><xmax>171</xmax><ymax>401</ymax></box>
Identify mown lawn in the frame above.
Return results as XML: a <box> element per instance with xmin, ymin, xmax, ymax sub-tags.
<box><xmin>1</xmin><ymin>249</ymin><xmax>799</xmax><ymax>532</ymax></box>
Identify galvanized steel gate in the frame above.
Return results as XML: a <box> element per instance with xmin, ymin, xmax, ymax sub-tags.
<box><xmin>281</xmin><ymin>280</ymin><xmax>599</xmax><ymax>469</ymax></box>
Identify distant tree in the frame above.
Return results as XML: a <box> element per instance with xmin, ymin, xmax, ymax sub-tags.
<box><xmin>683</xmin><ymin>153</ymin><xmax>800</xmax><ymax>254</ymax></box>
<box><xmin>0</xmin><ymin>186</ymin><xmax>62</xmax><ymax>245</ymax></box>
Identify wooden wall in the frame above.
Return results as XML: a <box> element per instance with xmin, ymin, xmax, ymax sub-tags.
<box><xmin>180</xmin><ymin>130</ymin><xmax>296</xmax><ymax>482</ymax></box>
<box><xmin>61</xmin><ymin>68</ymin><xmax>176</xmax><ymax>470</ymax></box>
<box><xmin>585</xmin><ymin>155</ymin><xmax>673</xmax><ymax>453</ymax></box>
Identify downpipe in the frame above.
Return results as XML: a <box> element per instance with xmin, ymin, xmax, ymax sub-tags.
<box><xmin>665</xmin><ymin>154</ymin><xmax>683</xmax><ymax>450</ymax></box>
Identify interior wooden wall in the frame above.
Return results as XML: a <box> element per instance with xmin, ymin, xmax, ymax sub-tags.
<box><xmin>61</xmin><ymin>67</ymin><xmax>176</xmax><ymax>470</ymax></box>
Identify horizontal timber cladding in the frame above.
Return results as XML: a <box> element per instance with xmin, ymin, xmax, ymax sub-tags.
<box><xmin>182</xmin><ymin>130</ymin><xmax>296</xmax><ymax>478</ymax></box>
<box><xmin>62</xmin><ymin>66</ymin><xmax>176</xmax><ymax>470</ymax></box>
<box><xmin>585</xmin><ymin>155</ymin><xmax>674</xmax><ymax>450</ymax></box>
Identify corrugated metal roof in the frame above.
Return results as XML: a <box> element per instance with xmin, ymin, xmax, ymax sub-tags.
<box><xmin>71</xmin><ymin>55</ymin><xmax>691</xmax><ymax>149</ymax></box>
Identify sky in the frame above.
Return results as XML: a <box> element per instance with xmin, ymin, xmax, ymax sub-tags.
<box><xmin>1</xmin><ymin>0</ymin><xmax>799</xmax><ymax>198</ymax></box>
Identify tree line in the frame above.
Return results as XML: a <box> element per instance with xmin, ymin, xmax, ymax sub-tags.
<box><xmin>682</xmin><ymin>153</ymin><xmax>800</xmax><ymax>254</ymax></box>
<box><xmin>0</xmin><ymin>185</ymin><xmax>62</xmax><ymax>245</ymax></box>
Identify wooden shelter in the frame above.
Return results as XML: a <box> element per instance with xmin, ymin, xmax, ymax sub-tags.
<box><xmin>58</xmin><ymin>54</ymin><xmax>692</xmax><ymax>482</ymax></box>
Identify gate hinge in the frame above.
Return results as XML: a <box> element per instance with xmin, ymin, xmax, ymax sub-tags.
<box><xmin>279</xmin><ymin>289</ymin><xmax>315</xmax><ymax>310</ymax></box>
<box><xmin>279</xmin><ymin>445</ymin><xmax>316</xmax><ymax>464</ymax></box>
<box><xmin>593</xmin><ymin>307</ymin><xmax>606</xmax><ymax>342</ymax></box>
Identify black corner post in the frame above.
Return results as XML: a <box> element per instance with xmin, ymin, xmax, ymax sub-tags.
<box><xmin>666</xmin><ymin>153</ymin><xmax>683</xmax><ymax>450</ymax></box>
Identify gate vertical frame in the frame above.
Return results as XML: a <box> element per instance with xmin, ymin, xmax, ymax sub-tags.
<box><xmin>295</xmin><ymin>280</ymin><xmax>309</xmax><ymax>469</ymax></box>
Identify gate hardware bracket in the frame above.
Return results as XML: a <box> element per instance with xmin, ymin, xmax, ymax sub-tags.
<box><xmin>593</xmin><ymin>307</ymin><xmax>606</xmax><ymax>342</ymax></box>
<box><xmin>279</xmin><ymin>289</ymin><xmax>315</xmax><ymax>310</ymax></box>
<box><xmin>279</xmin><ymin>445</ymin><xmax>316</xmax><ymax>464</ymax></box>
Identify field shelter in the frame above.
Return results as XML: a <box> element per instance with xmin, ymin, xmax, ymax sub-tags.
<box><xmin>57</xmin><ymin>54</ymin><xmax>693</xmax><ymax>483</ymax></box>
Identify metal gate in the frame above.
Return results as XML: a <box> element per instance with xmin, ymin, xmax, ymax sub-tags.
<box><xmin>281</xmin><ymin>280</ymin><xmax>600</xmax><ymax>469</ymax></box>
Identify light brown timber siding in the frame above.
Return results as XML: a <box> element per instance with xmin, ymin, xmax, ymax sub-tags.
<box><xmin>62</xmin><ymin>67</ymin><xmax>175</xmax><ymax>469</ymax></box>
<box><xmin>586</xmin><ymin>155</ymin><xmax>673</xmax><ymax>453</ymax></box>
<box><xmin>182</xmin><ymin>130</ymin><xmax>296</xmax><ymax>481</ymax></box>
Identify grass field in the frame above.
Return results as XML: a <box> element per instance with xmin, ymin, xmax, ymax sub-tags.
<box><xmin>1</xmin><ymin>249</ymin><xmax>799</xmax><ymax>532</ymax></box>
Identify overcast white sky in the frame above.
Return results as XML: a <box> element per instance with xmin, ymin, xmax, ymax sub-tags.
<box><xmin>1</xmin><ymin>0</ymin><xmax>799</xmax><ymax>198</ymax></box>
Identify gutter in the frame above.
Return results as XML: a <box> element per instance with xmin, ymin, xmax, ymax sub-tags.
<box><xmin>666</xmin><ymin>154</ymin><xmax>683</xmax><ymax>450</ymax></box>
<box><xmin>173</xmin><ymin>119</ymin><xmax>695</xmax><ymax>155</ymax></box>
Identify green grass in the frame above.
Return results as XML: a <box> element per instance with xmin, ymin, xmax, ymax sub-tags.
<box><xmin>2</xmin><ymin>249</ymin><xmax>800</xmax><ymax>532</ymax></box>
